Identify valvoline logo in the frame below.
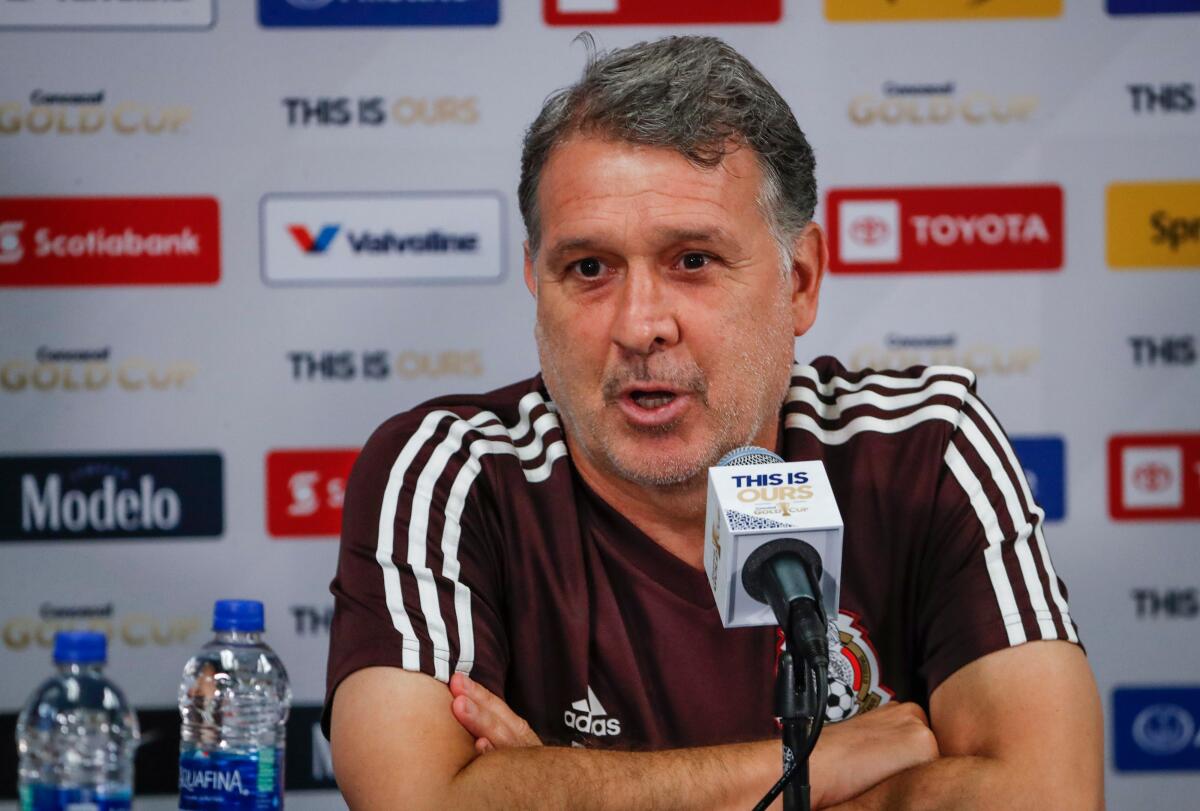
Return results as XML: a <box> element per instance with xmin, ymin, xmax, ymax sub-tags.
<box><xmin>288</xmin><ymin>224</ymin><xmax>339</xmax><ymax>254</ymax></box>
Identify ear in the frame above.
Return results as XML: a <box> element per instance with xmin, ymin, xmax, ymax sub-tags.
<box><xmin>789</xmin><ymin>222</ymin><xmax>827</xmax><ymax>337</ymax></box>
<box><xmin>523</xmin><ymin>242</ymin><xmax>537</xmax><ymax>298</ymax></box>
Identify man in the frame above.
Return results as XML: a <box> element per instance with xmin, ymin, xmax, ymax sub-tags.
<box><xmin>325</xmin><ymin>36</ymin><xmax>1103</xmax><ymax>809</ymax></box>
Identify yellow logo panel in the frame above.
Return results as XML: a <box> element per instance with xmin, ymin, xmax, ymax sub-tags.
<box><xmin>826</xmin><ymin>0</ymin><xmax>1061</xmax><ymax>21</ymax></box>
<box><xmin>1108</xmin><ymin>182</ymin><xmax>1200</xmax><ymax>270</ymax></box>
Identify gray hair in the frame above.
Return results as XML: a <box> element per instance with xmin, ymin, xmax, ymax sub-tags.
<box><xmin>518</xmin><ymin>35</ymin><xmax>817</xmax><ymax>265</ymax></box>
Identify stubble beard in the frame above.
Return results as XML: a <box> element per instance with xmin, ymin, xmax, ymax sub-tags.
<box><xmin>535</xmin><ymin>297</ymin><xmax>795</xmax><ymax>491</ymax></box>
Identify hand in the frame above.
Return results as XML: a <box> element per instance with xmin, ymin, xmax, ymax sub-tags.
<box><xmin>449</xmin><ymin>672</ymin><xmax>543</xmax><ymax>756</ymax></box>
<box><xmin>812</xmin><ymin>702</ymin><xmax>939</xmax><ymax>808</ymax></box>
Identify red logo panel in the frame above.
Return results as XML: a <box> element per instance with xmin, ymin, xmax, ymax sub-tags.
<box><xmin>266</xmin><ymin>449</ymin><xmax>358</xmax><ymax>538</ymax></box>
<box><xmin>826</xmin><ymin>185</ymin><xmax>1063</xmax><ymax>274</ymax></box>
<box><xmin>543</xmin><ymin>0</ymin><xmax>780</xmax><ymax>25</ymax></box>
<box><xmin>1108</xmin><ymin>433</ymin><xmax>1200</xmax><ymax>521</ymax></box>
<box><xmin>0</xmin><ymin>196</ymin><xmax>220</xmax><ymax>286</ymax></box>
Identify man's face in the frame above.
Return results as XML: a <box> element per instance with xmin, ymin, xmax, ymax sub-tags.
<box><xmin>526</xmin><ymin>135</ymin><xmax>821</xmax><ymax>490</ymax></box>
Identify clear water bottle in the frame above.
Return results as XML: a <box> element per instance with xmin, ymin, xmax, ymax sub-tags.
<box><xmin>178</xmin><ymin>600</ymin><xmax>291</xmax><ymax>810</ymax></box>
<box><xmin>16</xmin><ymin>630</ymin><xmax>140</xmax><ymax>810</ymax></box>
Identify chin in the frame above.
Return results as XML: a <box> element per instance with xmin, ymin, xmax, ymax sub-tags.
<box><xmin>606</xmin><ymin>444</ymin><xmax>713</xmax><ymax>489</ymax></box>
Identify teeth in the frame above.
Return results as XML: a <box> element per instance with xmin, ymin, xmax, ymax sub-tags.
<box><xmin>631</xmin><ymin>391</ymin><xmax>675</xmax><ymax>409</ymax></box>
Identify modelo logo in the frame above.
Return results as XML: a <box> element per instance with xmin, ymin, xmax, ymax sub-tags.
<box><xmin>0</xmin><ymin>91</ymin><xmax>190</xmax><ymax>135</ymax></box>
<box><xmin>544</xmin><ymin>0</ymin><xmax>780</xmax><ymax>25</ymax></box>
<box><xmin>2</xmin><ymin>603</ymin><xmax>203</xmax><ymax>651</ymax></box>
<box><xmin>849</xmin><ymin>82</ymin><xmax>1038</xmax><ymax>126</ymax></box>
<box><xmin>2</xmin><ymin>347</ymin><xmax>197</xmax><ymax>393</ymax></box>
<box><xmin>260</xmin><ymin>0</ymin><xmax>499</xmax><ymax>27</ymax></box>
<box><xmin>827</xmin><ymin>185</ymin><xmax>1063</xmax><ymax>274</ymax></box>
<box><xmin>0</xmin><ymin>453</ymin><xmax>224</xmax><ymax>541</ymax></box>
<box><xmin>1113</xmin><ymin>687</ymin><xmax>1200</xmax><ymax>772</ymax></box>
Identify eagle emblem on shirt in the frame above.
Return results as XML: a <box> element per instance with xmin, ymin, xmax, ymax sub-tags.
<box><xmin>825</xmin><ymin>610</ymin><xmax>894</xmax><ymax>723</ymax></box>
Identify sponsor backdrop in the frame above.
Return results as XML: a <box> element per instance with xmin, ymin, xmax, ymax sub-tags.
<box><xmin>0</xmin><ymin>0</ymin><xmax>1197</xmax><ymax>807</ymax></box>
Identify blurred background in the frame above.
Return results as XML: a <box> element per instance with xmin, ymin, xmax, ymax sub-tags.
<box><xmin>0</xmin><ymin>1</ymin><xmax>1197</xmax><ymax>808</ymax></box>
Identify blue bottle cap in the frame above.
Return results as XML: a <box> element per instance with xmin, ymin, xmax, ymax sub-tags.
<box><xmin>53</xmin><ymin>630</ymin><xmax>107</xmax><ymax>665</ymax></box>
<box><xmin>213</xmin><ymin>600</ymin><xmax>265</xmax><ymax>632</ymax></box>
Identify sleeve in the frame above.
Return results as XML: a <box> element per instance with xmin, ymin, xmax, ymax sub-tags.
<box><xmin>322</xmin><ymin>408</ymin><xmax>509</xmax><ymax>736</ymax></box>
<box><xmin>915</xmin><ymin>387</ymin><xmax>1079</xmax><ymax>695</ymax></box>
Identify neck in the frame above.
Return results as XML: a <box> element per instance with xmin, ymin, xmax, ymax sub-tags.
<box><xmin>570</xmin><ymin>439</ymin><xmax>708</xmax><ymax>569</ymax></box>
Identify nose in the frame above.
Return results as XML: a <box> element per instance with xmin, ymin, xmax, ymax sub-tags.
<box><xmin>610</xmin><ymin>265</ymin><xmax>680</xmax><ymax>356</ymax></box>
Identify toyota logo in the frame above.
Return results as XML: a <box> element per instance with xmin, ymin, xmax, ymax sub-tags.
<box><xmin>1133</xmin><ymin>462</ymin><xmax>1174</xmax><ymax>493</ymax></box>
<box><xmin>849</xmin><ymin>216</ymin><xmax>890</xmax><ymax>247</ymax></box>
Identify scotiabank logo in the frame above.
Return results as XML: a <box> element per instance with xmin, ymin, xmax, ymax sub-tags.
<box><xmin>827</xmin><ymin>185</ymin><xmax>1063</xmax><ymax>274</ymax></box>
<box><xmin>267</xmin><ymin>449</ymin><xmax>357</xmax><ymax>537</ymax></box>
<box><xmin>0</xmin><ymin>197</ymin><xmax>219</xmax><ymax>286</ymax></box>
<box><xmin>827</xmin><ymin>0</ymin><xmax>1060</xmax><ymax>21</ymax></box>
<box><xmin>0</xmin><ymin>453</ymin><xmax>224</xmax><ymax>542</ymax></box>
<box><xmin>1109</xmin><ymin>434</ymin><xmax>1200</xmax><ymax>521</ymax></box>
<box><xmin>261</xmin><ymin>192</ymin><xmax>503</xmax><ymax>285</ymax></box>
<box><xmin>544</xmin><ymin>0</ymin><xmax>779</xmax><ymax>24</ymax></box>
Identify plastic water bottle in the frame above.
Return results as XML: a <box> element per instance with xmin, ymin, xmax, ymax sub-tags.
<box><xmin>16</xmin><ymin>630</ymin><xmax>140</xmax><ymax>810</ymax></box>
<box><xmin>178</xmin><ymin>600</ymin><xmax>292</xmax><ymax>810</ymax></box>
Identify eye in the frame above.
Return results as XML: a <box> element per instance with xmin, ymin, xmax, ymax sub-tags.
<box><xmin>679</xmin><ymin>252</ymin><xmax>710</xmax><ymax>271</ymax></box>
<box><xmin>570</xmin><ymin>257</ymin><xmax>606</xmax><ymax>279</ymax></box>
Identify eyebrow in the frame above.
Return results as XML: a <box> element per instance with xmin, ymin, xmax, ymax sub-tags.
<box><xmin>545</xmin><ymin>226</ymin><xmax>743</xmax><ymax>262</ymax></box>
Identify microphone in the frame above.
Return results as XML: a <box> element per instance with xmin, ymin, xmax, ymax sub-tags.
<box><xmin>703</xmin><ymin>446</ymin><xmax>844</xmax><ymax>666</ymax></box>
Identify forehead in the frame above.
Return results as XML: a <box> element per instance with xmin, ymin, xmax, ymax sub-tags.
<box><xmin>535</xmin><ymin>135</ymin><xmax>769</xmax><ymax>248</ymax></box>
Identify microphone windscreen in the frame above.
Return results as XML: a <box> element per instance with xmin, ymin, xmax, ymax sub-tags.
<box><xmin>717</xmin><ymin>445</ymin><xmax>783</xmax><ymax>467</ymax></box>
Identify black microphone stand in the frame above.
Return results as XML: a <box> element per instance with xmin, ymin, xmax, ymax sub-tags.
<box><xmin>774</xmin><ymin>650</ymin><xmax>822</xmax><ymax>811</ymax></box>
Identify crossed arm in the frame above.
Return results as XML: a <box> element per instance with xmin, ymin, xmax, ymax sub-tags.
<box><xmin>330</xmin><ymin>639</ymin><xmax>1103</xmax><ymax>810</ymax></box>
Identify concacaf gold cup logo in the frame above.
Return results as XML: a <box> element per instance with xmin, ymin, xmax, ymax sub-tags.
<box><xmin>731</xmin><ymin>471</ymin><xmax>814</xmax><ymax>518</ymax></box>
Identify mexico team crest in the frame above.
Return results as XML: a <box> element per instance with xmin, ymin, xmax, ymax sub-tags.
<box><xmin>824</xmin><ymin>610</ymin><xmax>893</xmax><ymax>722</ymax></box>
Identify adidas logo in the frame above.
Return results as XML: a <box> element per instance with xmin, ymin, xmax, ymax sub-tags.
<box><xmin>562</xmin><ymin>686</ymin><xmax>622</xmax><ymax>737</ymax></box>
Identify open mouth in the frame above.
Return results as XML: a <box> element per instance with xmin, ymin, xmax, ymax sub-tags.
<box><xmin>628</xmin><ymin>390</ymin><xmax>677</xmax><ymax>409</ymax></box>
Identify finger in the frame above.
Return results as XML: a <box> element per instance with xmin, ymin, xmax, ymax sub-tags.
<box><xmin>451</xmin><ymin>695</ymin><xmax>494</xmax><ymax>742</ymax></box>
